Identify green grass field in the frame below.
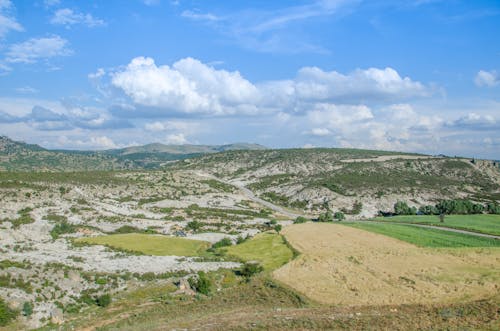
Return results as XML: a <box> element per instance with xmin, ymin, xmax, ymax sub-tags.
<box><xmin>343</xmin><ymin>222</ymin><xmax>500</xmax><ymax>247</ymax></box>
<box><xmin>222</xmin><ymin>232</ymin><xmax>294</xmax><ymax>270</ymax></box>
<box><xmin>75</xmin><ymin>234</ymin><xmax>210</xmax><ymax>256</ymax></box>
<box><xmin>373</xmin><ymin>214</ymin><xmax>500</xmax><ymax>236</ymax></box>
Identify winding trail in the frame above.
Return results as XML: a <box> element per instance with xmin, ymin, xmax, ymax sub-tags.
<box><xmin>195</xmin><ymin>171</ymin><xmax>302</xmax><ymax>219</ymax></box>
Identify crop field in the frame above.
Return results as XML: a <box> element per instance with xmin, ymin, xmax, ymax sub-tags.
<box><xmin>344</xmin><ymin>222</ymin><xmax>500</xmax><ymax>247</ymax></box>
<box><xmin>374</xmin><ymin>214</ymin><xmax>500</xmax><ymax>236</ymax></box>
<box><xmin>273</xmin><ymin>223</ymin><xmax>500</xmax><ymax>306</ymax></box>
<box><xmin>75</xmin><ymin>234</ymin><xmax>210</xmax><ymax>256</ymax></box>
<box><xmin>222</xmin><ymin>232</ymin><xmax>294</xmax><ymax>270</ymax></box>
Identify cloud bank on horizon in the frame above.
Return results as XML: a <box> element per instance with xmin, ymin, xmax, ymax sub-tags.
<box><xmin>0</xmin><ymin>0</ymin><xmax>499</xmax><ymax>158</ymax></box>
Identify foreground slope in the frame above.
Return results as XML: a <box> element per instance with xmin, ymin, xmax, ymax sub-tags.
<box><xmin>273</xmin><ymin>223</ymin><xmax>500</xmax><ymax>306</ymax></box>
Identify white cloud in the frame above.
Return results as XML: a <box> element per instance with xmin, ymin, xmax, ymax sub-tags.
<box><xmin>57</xmin><ymin>135</ymin><xmax>119</xmax><ymax>150</ymax></box>
<box><xmin>5</xmin><ymin>35</ymin><xmax>72</xmax><ymax>64</ymax></box>
<box><xmin>181</xmin><ymin>10</ymin><xmax>219</xmax><ymax>21</ymax></box>
<box><xmin>144</xmin><ymin>121</ymin><xmax>165</xmax><ymax>131</ymax></box>
<box><xmin>51</xmin><ymin>8</ymin><xmax>105</xmax><ymax>27</ymax></box>
<box><xmin>474</xmin><ymin>70</ymin><xmax>499</xmax><ymax>87</ymax></box>
<box><xmin>309</xmin><ymin>128</ymin><xmax>331</xmax><ymax>136</ymax></box>
<box><xmin>291</xmin><ymin>66</ymin><xmax>429</xmax><ymax>102</ymax></box>
<box><xmin>111</xmin><ymin>56</ymin><xmax>259</xmax><ymax>115</ymax></box>
<box><xmin>111</xmin><ymin>57</ymin><xmax>430</xmax><ymax>116</ymax></box>
<box><xmin>165</xmin><ymin>133</ymin><xmax>188</xmax><ymax>144</ymax></box>
<box><xmin>88</xmin><ymin>68</ymin><xmax>106</xmax><ymax>79</ymax></box>
<box><xmin>0</xmin><ymin>0</ymin><xmax>23</xmax><ymax>38</ymax></box>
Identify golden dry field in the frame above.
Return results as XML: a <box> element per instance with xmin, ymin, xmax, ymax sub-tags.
<box><xmin>273</xmin><ymin>223</ymin><xmax>500</xmax><ymax>306</ymax></box>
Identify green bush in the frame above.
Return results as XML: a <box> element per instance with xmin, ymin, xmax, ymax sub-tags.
<box><xmin>293</xmin><ymin>216</ymin><xmax>309</xmax><ymax>224</ymax></box>
<box><xmin>50</xmin><ymin>221</ymin><xmax>77</xmax><ymax>239</ymax></box>
<box><xmin>394</xmin><ymin>201</ymin><xmax>417</xmax><ymax>215</ymax></box>
<box><xmin>334</xmin><ymin>211</ymin><xmax>345</xmax><ymax>221</ymax></box>
<box><xmin>212</xmin><ymin>238</ymin><xmax>232</xmax><ymax>249</ymax></box>
<box><xmin>240</xmin><ymin>262</ymin><xmax>264</xmax><ymax>280</ymax></box>
<box><xmin>186</xmin><ymin>220</ymin><xmax>202</xmax><ymax>232</ymax></box>
<box><xmin>22</xmin><ymin>301</ymin><xmax>33</xmax><ymax>317</ymax></box>
<box><xmin>0</xmin><ymin>298</ymin><xmax>17</xmax><ymax>326</ymax></box>
<box><xmin>95</xmin><ymin>294</ymin><xmax>111</xmax><ymax>307</ymax></box>
<box><xmin>188</xmin><ymin>271</ymin><xmax>211</xmax><ymax>295</ymax></box>
<box><xmin>318</xmin><ymin>211</ymin><xmax>334</xmax><ymax>222</ymax></box>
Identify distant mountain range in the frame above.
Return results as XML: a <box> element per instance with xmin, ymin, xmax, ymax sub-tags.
<box><xmin>0</xmin><ymin>136</ymin><xmax>266</xmax><ymax>171</ymax></box>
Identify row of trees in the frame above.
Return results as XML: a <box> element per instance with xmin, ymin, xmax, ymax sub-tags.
<box><xmin>393</xmin><ymin>200</ymin><xmax>500</xmax><ymax>216</ymax></box>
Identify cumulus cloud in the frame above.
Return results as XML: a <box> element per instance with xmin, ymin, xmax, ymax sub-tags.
<box><xmin>309</xmin><ymin>128</ymin><xmax>331</xmax><ymax>136</ymax></box>
<box><xmin>57</xmin><ymin>135</ymin><xmax>119</xmax><ymax>149</ymax></box>
<box><xmin>50</xmin><ymin>8</ymin><xmax>106</xmax><ymax>28</ymax></box>
<box><xmin>111</xmin><ymin>57</ymin><xmax>260</xmax><ymax>115</ymax></box>
<box><xmin>165</xmin><ymin>133</ymin><xmax>188</xmax><ymax>144</ymax></box>
<box><xmin>5</xmin><ymin>35</ymin><xmax>72</xmax><ymax>64</ymax></box>
<box><xmin>110</xmin><ymin>57</ymin><xmax>430</xmax><ymax>116</ymax></box>
<box><xmin>0</xmin><ymin>0</ymin><xmax>23</xmax><ymax>38</ymax></box>
<box><xmin>475</xmin><ymin>70</ymin><xmax>499</xmax><ymax>87</ymax></box>
<box><xmin>448</xmin><ymin>113</ymin><xmax>498</xmax><ymax>130</ymax></box>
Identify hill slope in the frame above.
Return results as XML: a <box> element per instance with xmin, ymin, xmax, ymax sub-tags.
<box><xmin>171</xmin><ymin>148</ymin><xmax>500</xmax><ymax>216</ymax></box>
<box><xmin>0</xmin><ymin>136</ymin><xmax>266</xmax><ymax>171</ymax></box>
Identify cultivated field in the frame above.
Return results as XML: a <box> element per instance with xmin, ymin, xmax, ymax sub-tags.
<box><xmin>373</xmin><ymin>214</ymin><xmax>500</xmax><ymax>236</ymax></box>
<box><xmin>345</xmin><ymin>222</ymin><xmax>500</xmax><ymax>247</ymax></box>
<box><xmin>273</xmin><ymin>223</ymin><xmax>500</xmax><ymax>306</ymax></box>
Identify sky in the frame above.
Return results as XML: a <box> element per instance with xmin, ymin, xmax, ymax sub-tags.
<box><xmin>0</xmin><ymin>0</ymin><xmax>499</xmax><ymax>158</ymax></box>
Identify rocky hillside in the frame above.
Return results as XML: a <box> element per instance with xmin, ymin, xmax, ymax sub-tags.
<box><xmin>172</xmin><ymin>149</ymin><xmax>500</xmax><ymax>217</ymax></box>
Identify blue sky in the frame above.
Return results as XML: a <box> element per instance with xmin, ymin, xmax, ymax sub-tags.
<box><xmin>0</xmin><ymin>0</ymin><xmax>499</xmax><ymax>158</ymax></box>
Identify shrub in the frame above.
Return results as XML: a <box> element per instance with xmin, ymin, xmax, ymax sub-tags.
<box><xmin>186</xmin><ymin>220</ymin><xmax>202</xmax><ymax>232</ymax></box>
<box><xmin>334</xmin><ymin>212</ymin><xmax>345</xmax><ymax>221</ymax></box>
<box><xmin>188</xmin><ymin>271</ymin><xmax>211</xmax><ymax>295</ymax></box>
<box><xmin>274</xmin><ymin>224</ymin><xmax>282</xmax><ymax>234</ymax></box>
<box><xmin>240</xmin><ymin>262</ymin><xmax>264</xmax><ymax>279</ymax></box>
<box><xmin>394</xmin><ymin>201</ymin><xmax>417</xmax><ymax>215</ymax></box>
<box><xmin>0</xmin><ymin>298</ymin><xmax>17</xmax><ymax>326</ymax></box>
<box><xmin>50</xmin><ymin>221</ymin><xmax>77</xmax><ymax>239</ymax></box>
<box><xmin>95</xmin><ymin>294</ymin><xmax>111</xmax><ymax>307</ymax></box>
<box><xmin>212</xmin><ymin>238</ymin><xmax>232</xmax><ymax>249</ymax></box>
<box><xmin>318</xmin><ymin>211</ymin><xmax>334</xmax><ymax>222</ymax></box>
<box><xmin>293</xmin><ymin>216</ymin><xmax>308</xmax><ymax>224</ymax></box>
<box><xmin>22</xmin><ymin>302</ymin><xmax>33</xmax><ymax>317</ymax></box>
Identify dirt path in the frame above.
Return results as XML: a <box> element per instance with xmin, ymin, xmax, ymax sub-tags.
<box><xmin>195</xmin><ymin>171</ymin><xmax>302</xmax><ymax>219</ymax></box>
<box><xmin>366</xmin><ymin>221</ymin><xmax>500</xmax><ymax>239</ymax></box>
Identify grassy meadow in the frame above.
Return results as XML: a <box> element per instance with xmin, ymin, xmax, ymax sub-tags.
<box><xmin>75</xmin><ymin>233</ymin><xmax>210</xmax><ymax>256</ymax></box>
<box><xmin>222</xmin><ymin>232</ymin><xmax>294</xmax><ymax>270</ymax></box>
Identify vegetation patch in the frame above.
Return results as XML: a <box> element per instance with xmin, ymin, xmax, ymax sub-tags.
<box><xmin>222</xmin><ymin>232</ymin><xmax>294</xmax><ymax>270</ymax></box>
<box><xmin>374</xmin><ymin>214</ymin><xmax>500</xmax><ymax>236</ymax></box>
<box><xmin>75</xmin><ymin>233</ymin><xmax>210</xmax><ymax>256</ymax></box>
<box><xmin>344</xmin><ymin>222</ymin><xmax>500</xmax><ymax>247</ymax></box>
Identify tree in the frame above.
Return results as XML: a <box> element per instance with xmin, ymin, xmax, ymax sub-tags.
<box><xmin>394</xmin><ymin>201</ymin><xmax>416</xmax><ymax>215</ymax></box>
<box><xmin>334</xmin><ymin>211</ymin><xmax>345</xmax><ymax>221</ymax></box>
<box><xmin>318</xmin><ymin>210</ymin><xmax>334</xmax><ymax>222</ymax></box>
<box><xmin>274</xmin><ymin>224</ymin><xmax>282</xmax><ymax>234</ymax></box>
<box><xmin>439</xmin><ymin>213</ymin><xmax>445</xmax><ymax>223</ymax></box>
